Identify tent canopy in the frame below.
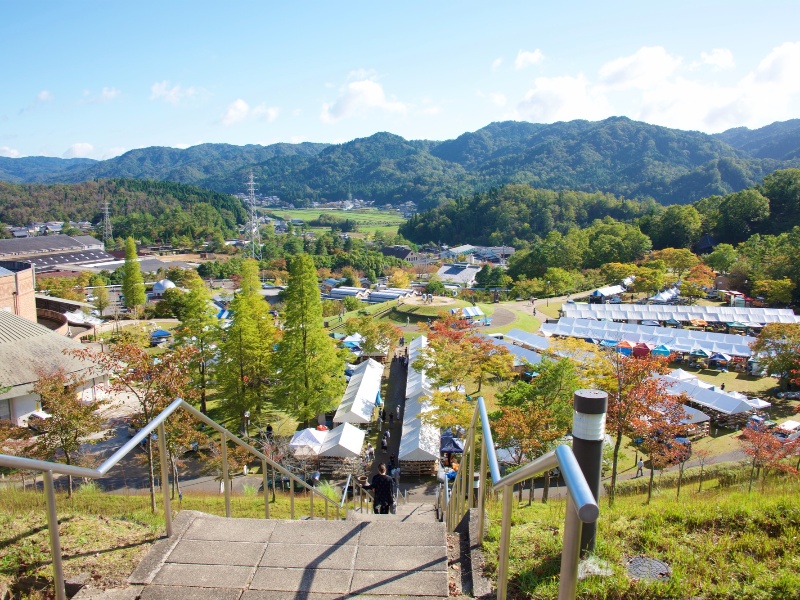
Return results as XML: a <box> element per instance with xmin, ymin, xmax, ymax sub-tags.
<box><xmin>440</xmin><ymin>434</ymin><xmax>464</xmax><ymax>453</ymax></box>
<box><xmin>289</xmin><ymin>428</ymin><xmax>327</xmax><ymax>456</ymax></box>
<box><xmin>319</xmin><ymin>423</ymin><xmax>365</xmax><ymax>458</ymax></box>
<box><xmin>451</xmin><ymin>306</ymin><xmax>485</xmax><ymax>318</ymax></box>
<box><xmin>333</xmin><ymin>358</ymin><xmax>383</xmax><ymax>424</ymax></box>
<box><xmin>504</xmin><ymin>329</ymin><xmax>550</xmax><ymax>351</ymax></box>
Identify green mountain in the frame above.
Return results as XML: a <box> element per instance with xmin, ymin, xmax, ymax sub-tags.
<box><xmin>713</xmin><ymin>119</ymin><xmax>800</xmax><ymax>161</ymax></box>
<box><xmin>2</xmin><ymin>118</ymin><xmax>799</xmax><ymax>209</ymax></box>
<box><xmin>0</xmin><ymin>156</ymin><xmax>97</xmax><ymax>183</ymax></box>
<box><xmin>0</xmin><ymin>179</ymin><xmax>246</xmax><ymax>244</ymax></box>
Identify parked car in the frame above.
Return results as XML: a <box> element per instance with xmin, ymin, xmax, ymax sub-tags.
<box><xmin>27</xmin><ymin>410</ymin><xmax>51</xmax><ymax>432</ymax></box>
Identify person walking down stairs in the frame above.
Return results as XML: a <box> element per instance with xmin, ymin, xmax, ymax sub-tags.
<box><xmin>363</xmin><ymin>463</ymin><xmax>395</xmax><ymax>514</ymax></box>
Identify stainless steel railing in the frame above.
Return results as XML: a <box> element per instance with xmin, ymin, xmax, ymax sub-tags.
<box><xmin>442</xmin><ymin>396</ymin><xmax>601</xmax><ymax>600</ymax></box>
<box><xmin>0</xmin><ymin>398</ymin><xmax>356</xmax><ymax>600</ymax></box>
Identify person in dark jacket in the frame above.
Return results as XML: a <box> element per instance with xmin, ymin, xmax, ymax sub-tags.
<box><xmin>364</xmin><ymin>463</ymin><xmax>394</xmax><ymax>514</ymax></box>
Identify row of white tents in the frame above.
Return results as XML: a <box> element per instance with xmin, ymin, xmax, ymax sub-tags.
<box><xmin>540</xmin><ymin>318</ymin><xmax>756</xmax><ymax>357</ymax></box>
<box><xmin>288</xmin><ymin>359</ymin><xmax>384</xmax><ymax>459</ymax></box>
<box><xmin>562</xmin><ymin>303</ymin><xmax>800</xmax><ymax>325</ymax></box>
<box><xmin>398</xmin><ymin>335</ymin><xmax>440</xmax><ymax>471</ymax></box>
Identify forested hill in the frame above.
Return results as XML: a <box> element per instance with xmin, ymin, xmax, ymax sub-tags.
<box><xmin>0</xmin><ymin>179</ymin><xmax>246</xmax><ymax>245</ymax></box>
<box><xmin>400</xmin><ymin>184</ymin><xmax>659</xmax><ymax>246</ymax></box>
<box><xmin>713</xmin><ymin>119</ymin><xmax>800</xmax><ymax>161</ymax></box>
<box><xmin>2</xmin><ymin>118</ymin><xmax>799</xmax><ymax>209</ymax></box>
<box><xmin>0</xmin><ymin>156</ymin><xmax>97</xmax><ymax>184</ymax></box>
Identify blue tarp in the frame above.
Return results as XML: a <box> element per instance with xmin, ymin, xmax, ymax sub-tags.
<box><xmin>151</xmin><ymin>329</ymin><xmax>171</xmax><ymax>339</ymax></box>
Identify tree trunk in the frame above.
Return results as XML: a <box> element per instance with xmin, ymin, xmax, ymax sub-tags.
<box><xmin>528</xmin><ymin>478</ymin><xmax>534</xmax><ymax>506</ymax></box>
<box><xmin>676</xmin><ymin>462</ymin><xmax>684</xmax><ymax>499</ymax></box>
<box><xmin>609</xmin><ymin>430</ymin><xmax>624</xmax><ymax>507</ymax></box>
<box><xmin>542</xmin><ymin>473</ymin><xmax>550</xmax><ymax>504</ymax></box>
<box><xmin>748</xmin><ymin>458</ymin><xmax>756</xmax><ymax>493</ymax></box>
<box><xmin>200</xmin><ymin>362</ymin><xmax>207</xmax><ymax>414</ymax></box>
<box><xmin>518</xmin><ymin>481</ymin><xmax>523</xmax><ymax>502</ymax></box>
<box><xmin>698</xmin><ymin>462</ymin><xmax>705</xmax><ymax>492</ymax></box>
<box><xmin>646</xmin><ymin>464</ymin><xmax>655</xmax><ymax>504</ymax></box>
<box><xmin>173</xmin><ymin>458</ymin><xmax>181</xmax><ymax>500</ymax></box>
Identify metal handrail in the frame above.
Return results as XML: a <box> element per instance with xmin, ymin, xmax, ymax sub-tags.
<box><xmin>0</xmin><ymin>398</ymin><xmax>349</xmax><ymax>600</ymax></box>
<box><xmin>443</xmin><ymin>396</ymin><xmax>601</xmax><ymax>600</ymax></box>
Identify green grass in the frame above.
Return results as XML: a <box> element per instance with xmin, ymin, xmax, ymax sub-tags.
<box><xmin>267</xmin><ymin>208</ymin><xmax>405</xmax><ymax>239</ymax></box>
<box><xmin>482</xmin><ymin>474</ymin><xmax>800</xmax><ymax>599</ymax></box>
<box><xmin>0</xmin><ymin>484</ymin><xmax>347</xmax><ymax>596</ymax></box>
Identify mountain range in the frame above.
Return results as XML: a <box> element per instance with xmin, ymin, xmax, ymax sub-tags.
<box><xmin>2</xmin><ymin>117</ymin><xmax>799</xmax><ymax>210</ymax></box>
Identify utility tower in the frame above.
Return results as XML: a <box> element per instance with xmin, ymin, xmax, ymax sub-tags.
<box><xmin>102</xmin><ymin>200</ymin><xmax>113</xmax><ymax>249</ymax></box>
<box><xmin>244</xmin><ymin>170</ymin><xmax>262</xmax><ymax>261</ymax></box>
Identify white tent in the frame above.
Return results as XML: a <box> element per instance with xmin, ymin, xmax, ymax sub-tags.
<box><xmin>406</xmin><ymin>336</ymin><xmax>431</xmax><ymax>399</ymax></box>
<box><xmin>540</xmin><ymin>318</ymin><xmax>755</xmax><ymax>356</ymax></box>
<box><xmin>333</xmin><ymin>358</ymin><xmax>383</xmax><ymax>424</ymax></box>
<box><xmin>504</xmin><ymin>328</ymin><xmax>550</xmax><ymax>351</ymax></box>
<box><xmin>289</xmin><ymin>428</ymin><xmax>327</xmax><ymax>456</ymax></box>
<box><xmin>562</xmin><ymin>304</ymin><xmax>800</xmax><ymax>325</ymax></box>
<box><xmin>319</xmin><ymin>422</ymin><xmax>365</xmax><ymax>458</ymax></box>
<box><xmin>399</xmin><ymin>391</ymin><xmax>439</xmax><ymax>462</ymax></box>
<box><xmin>662</xmin><ymin>376</ymin><xmax>755</xmax><ymax>415</ymax></box>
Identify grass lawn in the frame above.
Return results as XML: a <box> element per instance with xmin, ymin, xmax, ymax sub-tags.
<box><xmin>0</xmin><ymin>486</ymin><xmax>343</xmax><ymax>597</ymax></box>
<box><xmin>266</xmin><ymin>208</ymin><xmax>405</xmax><ymax>239</ymax></box>
<box><xmin>482</xmin><ymin>476</ymin><xmax>800</xmax><ymax>599</ymax></box>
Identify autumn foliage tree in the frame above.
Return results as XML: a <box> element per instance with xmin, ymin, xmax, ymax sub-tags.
<box><xmin>77</xmin><ymin>341</ymin><xmax>198</xmax><ymax>512</ymax></box>
<box><xmin>591</xmin><ymin>351</ymin><xmax>673</xmax><ymax>506</ymax></box>
<box><xmin>32</xmin><ymin>367</ymin><xmax>108</xmax><ymax>497</ymax></box>
<box><xmin>739</xmin><ymin>424</ymin><xmax>798</xmax><ymax>492</ymax></box>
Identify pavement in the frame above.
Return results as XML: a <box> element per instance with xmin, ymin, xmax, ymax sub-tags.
<box><xmin>124</xmin><ymin>510</ymin><xmax>449</xmax><ymax>599</ymax></box>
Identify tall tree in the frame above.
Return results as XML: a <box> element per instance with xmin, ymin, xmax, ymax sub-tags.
<box><xmin>92</xmin><ymin>285</ymin><xmax>111</xmax><ymax>316</ymax></box>
<box><xmin>32</xmin><ymin>367</ymin><xmax>107</xmax><ymax>497</ymax></box>
<box><xmin>174</xmin><ymin>273</ymin><xmax>221</xmax><ymax>414</ymax></box>
<box><xmin>216</xmin><ymin>259</ymin><xmax>278</xmax><ymax>430</ymax></box>
<box><xmin>121</xmin><ymin>237</ymin><xmax>145</xmax><ymax>312</ymax></box>
<box><xmin>590</xmin><ymin>352</ymin><xmax>673</xmax><ymax>506</ymax></box>
<box><xmin>750</xmin><ymin>323</ymin><xmax>800</xmax><ymax>387</ymax></box>
<box><xmin>274</xmin><ymin>254</ymin><xmax>345</xmax><ymax>423</ymax></box>
<box><xmin>77</xmin><ymin>342</ymin><xmax>197</xmax><ymax>512</ymax></box>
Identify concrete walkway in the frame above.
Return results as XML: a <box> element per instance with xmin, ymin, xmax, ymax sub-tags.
<box><xmin>126</xmin><ymin>511</ymin><xmax>449</xmax><ymax>600</ymax></box>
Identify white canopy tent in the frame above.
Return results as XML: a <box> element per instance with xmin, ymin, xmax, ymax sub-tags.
<box><xmin>540</xmin><ymin>318</ymin><xmax>755</xmax><ymax>356</ymax></box>
<box><xmin>504</xmin><ymin>328</ymin><xmax>551</xmax><ymax>351</ymax></box>
<box><xmin>400</xmin><ymin>334</ymin><xmax>441</xmax><ymax>466</ymax></box>
<box><xmin>562</xmin><ymin>304</ymin><xmax>800</xmax><ymax>325</ymax></box>
<box><xmin>333</xmin><ymin>358</ymin><xmax>382</xmax><ymax>424</ymax></box>
<box><xmin>662</xmin><ymin>376</ymin><xmax>756</xmax><ymax>415</ymax></box>
<box><xmin>319</xmin><ymin>422</ymin><xmax>365</xmax><ymax>458</ymax></box>
<box><xmin>289</xmin><ymin>428</ymin><xmax>327</xmax><ymax>456</ymax></box>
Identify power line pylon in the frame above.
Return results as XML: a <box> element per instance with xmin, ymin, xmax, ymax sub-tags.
<box><xmin>102</xmin><ymin>200</ymin><xmax>113</xmax><ymax>248</ymax></box>
<box><xmin>244</xmin><ymin>170</ymin><xmax>262</xmax><ymax>261</ymax></box>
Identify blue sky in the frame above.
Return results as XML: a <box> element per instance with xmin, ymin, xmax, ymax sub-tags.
<box><xmin>2</xmin><ymin>1</ymin><xmax>799</xmax><ymax>160</ymax></box>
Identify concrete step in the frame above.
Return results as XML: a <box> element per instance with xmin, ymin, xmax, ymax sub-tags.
<box><xmin>124</xmin><ymin>510</ymin><xmax>449</xmax><ymax>599</ymax></box>
<box><xmin>348</xmin><ymin>502</ymin><xmax>440</xmax><ymax>523</ymax></box>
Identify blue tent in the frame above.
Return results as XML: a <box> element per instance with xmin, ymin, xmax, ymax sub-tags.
<box><xmin>651</xmin><ymin>344</ymin><xmax>671</xmax><ymax>357</ymax></box>
<box><xmin>375</xmin><ymin>391</ymin><xmax>382</xmax><ymax>407</ymax></box>
<box><xmin>151</xmin><ymin>329</ymin><xmax>171</xmax><ymax>339</ymax></box>
<box><xmin>440</xmin><ymin>434</ymin><xmax>464</xmax><ymax>453</ymax></box>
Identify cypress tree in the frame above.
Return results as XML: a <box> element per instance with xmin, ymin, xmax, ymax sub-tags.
<box><xmin>122</xmin><ymin>237</ymin><xmax>145</xmax><ymax>311</ymax></box>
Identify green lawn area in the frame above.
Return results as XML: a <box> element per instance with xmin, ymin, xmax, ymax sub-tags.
<box><xmin>266</xmin><ymin>208</ymin><xmax>405</xmax><ymax>239</ymax></box>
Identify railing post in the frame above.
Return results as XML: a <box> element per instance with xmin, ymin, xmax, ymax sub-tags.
<box><xmin>310</xmin><ymin>488</ymin><xmax>315</xmax><ymax>519</ymax></box>
<box><xmin>557</xmin><ymin>496</ymin><xmax>583</xmax><ymax>600</ymax></box>
<box><xmin>496</xmin><ymin>484</ymin><xmax>514</xmax><ymax>600</ymax></box>
<box><xmin>290</xmin><ymin>484</ymin><xmax>295</xmax><ymax>519</ymax></box>
<box><xmin>157</xmin><ymin>423</ymin><xmax>173</xmax><ymax>537</ymax></box>
<box><xmin>468</xmin><ymin>429</ymin><xmax>476</xmax><ymax>509</ymax></box>
<box><xmin>572</xmin><ymin>389</ymin><xmax>607</xmax><ymax>555</ymax></box>
<box><xmin>44</xmin><ymin>471</ymin><xmax>66</xmax><ymax>600</ymax></box>
<box><xmin>221</xmin><ymin>432</ymin><xmax>231</xmax><ymax>518</ymax></box>
<box><xmin>262</xmin><ymin>458</ymin><xmax>269</xmax><ymax>519</ymax></box>
<box><xmin>477</xmin><ymin>433</ymin><xmax>487</xmax><ymax>541</ymax></box>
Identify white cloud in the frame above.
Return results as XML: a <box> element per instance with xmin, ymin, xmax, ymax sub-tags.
<box><xmin>101</xmin><ymin>87</ymin><xmax>121</xmax><ymax>101</ymax></box>
<box><xmin>37</xmin><ymin>90</ymin><xmax>53</xmax><ymax>102</ymax></box>
<box><xmin>514</xmin><ymin>49</ymin><xmax>544</xmax><ymax>70</ymax></box>
<box><xmin>700</xmin><ymin>48</ymin><xmax>735</xmax><ymax>70</ymax></box>
<box><xmin>490</xmin><ymin>92</ymin><xmax>507</xmax><ymax>107</ymax></box>
<box><xmin>221</xmin><ymin>99</ymin><xmax>279</xmax><ymax>126</ymax></box>
<box><xmin>150</xmin><ymin>81</ymin><xmax>199</xmax><ymax>105</ymax></box>
<box><xmin>599</xmin><ymin>46</ymin><xmax>682</xmax><ymax>90</ymax></box>
<box><xmin>491</xmin><ymin>57</ymin><xmax>503</xmax><ymax>71</ymax></box>
<box><xmin>752</xmin><ymin>41</ymin><xmax>800</xmax><ymax>90</ymax></box>
<box><xmin>516</xmin><ymin>74</ymin><xmax>613</xmax><ymax>123</ymax></box>
<box><xmin>63</xmin><ymin>143</ymin><xmax>94</xmax><ymax>158</ymax></box>
<box><xmin>0</xmin><ymin>146</ymin><xmax>20</xmax><ymax>158</ymax></box>
<box><xmin>321</xmin><ymin>78</ymin><xmax>407</xmax><ymax>124</ymax></box>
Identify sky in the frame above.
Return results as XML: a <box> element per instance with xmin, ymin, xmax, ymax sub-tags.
<box><xmin>1</xmin><ymin>1</ymin><xmax>799</xmax><ymax>160</ymax></box>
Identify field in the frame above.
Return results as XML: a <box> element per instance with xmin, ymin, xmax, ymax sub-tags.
<box><xmin>266</xmin><ymin>207</ymin><xmax>406</xmax><ymax>239</ymax></box>
<box><xmin>482</xmin><ymin>474</ymin><xmax>800</xmax><ymax>599</ymax></box>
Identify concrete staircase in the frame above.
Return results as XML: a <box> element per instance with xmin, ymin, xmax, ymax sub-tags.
<box><xmin>107</xmin><ymin>509</ymin><xmax>449</xmax><ymax>599</ymax></box>
<box><xmin>347</xmin><ymin>501</ymin><xmax>440</xmax><ymax>523</ymax></box>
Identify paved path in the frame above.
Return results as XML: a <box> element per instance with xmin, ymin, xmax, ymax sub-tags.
<box><xmin>124</xmin><ymin>510</ymin><xmax>448</xmax><ymax>599</ymax></box>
